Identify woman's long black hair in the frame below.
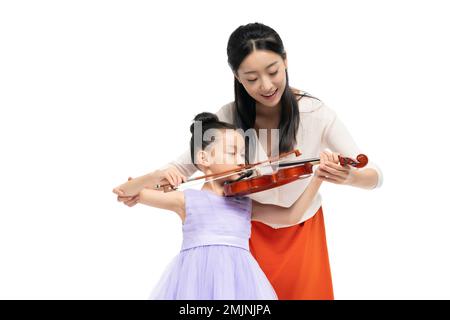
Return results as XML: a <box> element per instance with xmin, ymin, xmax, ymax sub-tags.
<box><xmin>226</xmin><ymin>23</ymin><xmax>316</xmax><ymax>161</ymax></box>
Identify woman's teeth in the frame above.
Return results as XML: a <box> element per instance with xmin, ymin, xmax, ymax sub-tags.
<box><xmin>262</xmin><ymin>89</ymin><xmax>277</xmax><ymax>98</ymax></box>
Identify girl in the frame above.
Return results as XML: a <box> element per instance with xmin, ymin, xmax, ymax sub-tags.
<box><xmin>115</xmin><ymin>23</ymin><xmax>383</xmax><ymax>299</ymax></box>
<box><xmin>115</xmin><ymin>112</ymin><xmax>331</xmax><ymax>300</ymax></box>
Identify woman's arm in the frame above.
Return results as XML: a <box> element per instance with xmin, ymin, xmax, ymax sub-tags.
<box><xmin>349</xmin><ymin>168</ymin><xmax>379</xmax><ymax>189</ymax></box>
<box><xmin>314</xmin><ymin>151</ymin><xmax>380</xmax><ymax>189</ymax></box>
<box><xmin>138</xmin><ymin>189</ymin><xmax>185</xmax><ymax>222</ymax></box>
<box><xmin>320</xmin><ymin>104</ymin><xmax>383</xmax><ymax>189</ymax></box>
<box><xmin>251</xmin><ymin>176</ymin><xmax>323</xmax><ymax>225</ymax></box>
<box><xmin>317</xmin><ymin>162</ymin><xmax>379</xmax><ymax>189</ymax></box>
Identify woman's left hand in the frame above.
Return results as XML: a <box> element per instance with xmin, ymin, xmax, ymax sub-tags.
<box><xmin>315</xmin><ymin>151</ymin><xmax>354</xmax><ymax>185</ymax></box>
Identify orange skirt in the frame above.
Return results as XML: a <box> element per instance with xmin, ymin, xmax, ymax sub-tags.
<box><xmin>249</xmin><ymin>207</ymin><xmax>334</xmax><ymax>300</ymax></box>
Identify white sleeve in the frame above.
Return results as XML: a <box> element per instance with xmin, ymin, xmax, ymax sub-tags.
<box><xmin>321</xmin><ymin>104</ymin><xmax>383</xmax><ymax>188</ymax></box>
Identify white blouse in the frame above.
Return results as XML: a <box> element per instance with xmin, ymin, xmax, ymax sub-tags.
<box><xmin>161</xmin><ymin>93</ymin><xmax>383</xmax><ymax>228</ymax></box>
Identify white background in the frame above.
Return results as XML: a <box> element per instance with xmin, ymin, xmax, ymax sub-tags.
<box><xmin>1</xmin><ymin>0</ymin><xmax>449</xmax><ymax>299</ymax></box>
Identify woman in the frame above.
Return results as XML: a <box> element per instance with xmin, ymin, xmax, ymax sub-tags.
<box><xmin>114</xmin><ymin>22</ymin><xmax>383</xmax><ymax>300</ymax></box>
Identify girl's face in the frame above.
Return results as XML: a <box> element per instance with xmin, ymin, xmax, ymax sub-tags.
<box><xmin>235</xmin><ymin>50</ymin><xmax>287</xmax><ymax>108</ymax></box>
<box><xmin>197</xmin><ymin>130</ymin><xmax>246</xmax><ymax>183</ymax></box>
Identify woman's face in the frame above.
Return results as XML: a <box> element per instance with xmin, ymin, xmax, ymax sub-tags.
<box><xmin>236</xmin><ymin>50</ymin><xmax>287</xmax><ymax>108</ymax></box>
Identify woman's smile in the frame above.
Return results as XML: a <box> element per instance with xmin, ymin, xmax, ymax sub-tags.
<box><xmin>261</xmin><ymin>88</ymin><xmax>278</xmax><ymax>100</ymax></box>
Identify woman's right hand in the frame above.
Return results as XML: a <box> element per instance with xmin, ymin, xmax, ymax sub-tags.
<box><xmin>156</xmin><ymin>166</ymin><xmax>187</xmax><ymax>188</ymax></box>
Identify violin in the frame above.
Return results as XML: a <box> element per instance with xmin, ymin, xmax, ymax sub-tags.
<box><xmin>223</xmin><ymin>153</ymin><xmax>368</xmax><ymax>197</ymax></box>
<box><xmin>154</xmin><ymin>149</ymin><xmax>368</xmax><ymax>197</ymax></box>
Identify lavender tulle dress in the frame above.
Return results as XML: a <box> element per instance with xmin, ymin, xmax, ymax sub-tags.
<box><xmin>149</xmin><ymin>188</ymin><xmax>278</xmax><ymax>300</ymax></box>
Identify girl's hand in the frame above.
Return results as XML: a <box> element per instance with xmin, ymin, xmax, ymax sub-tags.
<box><xmin>315</xmin><ymin>151</ymin><xmax>354</xmax><ymax>185</ymax></box>
<box><xmin>113</xmin><ymin>177</ymin><xmax>140</xmax><ymax>207</ymax></box>
<box><xmin>113</xmin><ymin>176</ymin><xmax>143</xmax><ymax>197</ymax></box>
<box><xmin>113</xmin><ymin>167</ymin><xmax>186</xmax><ymax>208</ymax></box>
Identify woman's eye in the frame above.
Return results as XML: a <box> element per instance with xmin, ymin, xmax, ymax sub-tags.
<box><xmin>269</xmin><ymin>70</ymin><xmax>278</xmax><ymax>76</ymax></box>
<box><xmin>247</xmin><ymin>79</ymin><xmax>257</xmax><ymax>82</ymax></box>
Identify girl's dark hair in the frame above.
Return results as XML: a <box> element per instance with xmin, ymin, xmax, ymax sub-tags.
<box><xmin>189</xmin><ymin>112</ymin><xmax>236</xmax><ymax>168</ymax></box>
<box><xmin>227</xmin><ymin>22</ymin><xmax>317</xmax><ymax>161</ymax></box>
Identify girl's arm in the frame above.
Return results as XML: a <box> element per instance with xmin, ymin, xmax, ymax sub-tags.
<box><xmin>251</xmin><ymin>176</ymin><xmax>323</xmax><ymax>225</ymax></box>
<box><xmin>113</xmin><ymin>167</ymin><xmax>187</xmax><ymax>197</ymax></box>
<box><xmin>138</xmin><ymin>188</ymin><xmax>186</xmax><ymax>222</ymax></box>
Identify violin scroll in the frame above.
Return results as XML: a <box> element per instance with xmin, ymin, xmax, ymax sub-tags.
<box><xmin>338</xmin><ymin>154</ymin><xmax>368</xmax><ymax>168</ymax></box>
